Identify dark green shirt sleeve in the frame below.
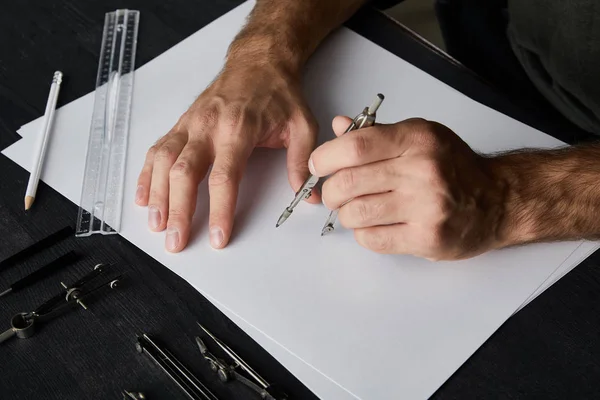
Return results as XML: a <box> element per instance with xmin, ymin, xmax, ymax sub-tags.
<box><xmin>507</xmin><ymin>0</ymin><xmax>600</xmax><ymax>134</ymax></box>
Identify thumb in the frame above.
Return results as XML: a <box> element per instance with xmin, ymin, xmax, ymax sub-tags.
<box><xmin>332</xmin><ymin>115</ymin><xmax>354</xmax><ymax>137</ymax></box>
<box><xmin>286</xmin><ymin>124</ymin><xmax>321</xmax><ymax>204</ymax></box>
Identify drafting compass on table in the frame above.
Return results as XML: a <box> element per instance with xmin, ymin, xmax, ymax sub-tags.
<box><xmin>196</xmin><ymin>323</ymin><xmax>288</xmax><ymax>400</ymax></box>
<box><xmin>0</xmin><ymin>264</ymin><xmax>122</xmax><ymax>344</ymax></box>
<box><xmin>275</xmin><ymin>94</ymin><xmax>385</xmax><ymax>235</ymax></box>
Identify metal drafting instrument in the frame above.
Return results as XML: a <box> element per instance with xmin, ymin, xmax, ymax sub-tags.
<box><xmin>25</xmin><ymin>71</ymin><xmax>63</xmax><ymax>210</ymax></box>
<box><xmin>136</xmin><ymin>334</ymin><xmax>219</xmax><ymax>400</ymax></box>
<box><xmin>76</xmin><ymin>9</ymin><xmax>140</xmax><ymax>237</ymax></box>
<box><xmin>321</xmin><ymin>94</ymin><xmax>385</xmax><ymax>235</ymax></box>
<box><xmin>0</xmin><ymin>251</ymin><xmax>79</xmax><ymax>299</ymax></box>
<box><xmin>0</xmin><ymin>225</ymin><xmax>74</xmax><ymax>272</ymax></box>
<box><xmin>196</xmin><ymin>323</ymin><xmax>288</xmax><ymax>400</ymax></box>
<box><xmin>122</xmin><ymin>390</ymin><xmax>146</xmax><ymax>399</ymax></box>
<box><xmin>276</xmin><ymin>94</ymin><xmax>385</xmax><ymax>230</ymax></box>
<box><xmin>0</xmin><ymin>264</ymin><xmax>122</xmax><ymax>344</ymax></box>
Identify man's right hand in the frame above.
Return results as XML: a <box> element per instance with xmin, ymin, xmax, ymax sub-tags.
<box><xmin>134</xmin><ymin>62</ymin><xmax>319</xmax><ymax>252</ymax></box>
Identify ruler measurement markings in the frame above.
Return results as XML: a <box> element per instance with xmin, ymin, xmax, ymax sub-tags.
<box><xmin>76</xmin><ymin>9</ymin><xmax>139</xmax><ymax>237</ymax></box>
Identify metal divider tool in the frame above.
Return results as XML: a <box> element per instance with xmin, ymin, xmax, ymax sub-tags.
<box><xmin>136</xmin><ymin>334</ymin><xmax>220</xmax><ymax>400</ymax></box>
<box><xmin>76</xmin><ymin>9</ymin><xmax>140</xmax><ymax>237</ymax></box>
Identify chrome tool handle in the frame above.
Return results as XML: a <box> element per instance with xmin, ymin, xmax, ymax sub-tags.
<box><xmin>0</xmin><ymin>327</ymin><xmax>16</xmax><ymax>344</ymax></box>
<box><xmin>0</xmin><ymin>313</ymin><xmax>36</xmax><ymax>344</ymax></box>
<box><xmin>321</xmin><ymin>94</ymin><xmax>384</xmax><ymax>236</ymax></box>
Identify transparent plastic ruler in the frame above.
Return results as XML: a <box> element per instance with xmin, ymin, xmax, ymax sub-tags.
<box><xmin>76</xmin><ymin>9</ymin><xmax>140</xmax><ymax>237</ymax></box>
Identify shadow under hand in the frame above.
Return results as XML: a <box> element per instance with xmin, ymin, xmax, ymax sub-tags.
<box><xmin>230</xmin><ymin>148</ymin><xmax>282</xmax><ymax>244</ymax></box>
<box><xmin>187</xmin><ymin>148</ymin><xmax>283</xmax><ymax>248</ymax></box>
<box><xmin>188</xmin><ymin>179</ymin><xmax>211</xmax><ymax>247</ymax></box>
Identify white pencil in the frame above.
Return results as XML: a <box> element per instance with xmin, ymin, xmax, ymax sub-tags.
<box><xmin>24</xmin><ymin>71</ymin><xmax>63</xmax><ymax>210</ymax></box>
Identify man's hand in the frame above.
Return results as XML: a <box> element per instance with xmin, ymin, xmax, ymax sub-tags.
<box><xmin>134</xmin><ymin>0</ymin><xmax>370</xmax><ymax>252</ymax></box>
<box><xmin>310</xmin><ymin>117</ymin><xmax>507</xmax><ymax>261</ymax></box>
<box><xmin>135</xmin><ymin>64</ymin><xmax>319</xmax><ymax>252</ymax></box>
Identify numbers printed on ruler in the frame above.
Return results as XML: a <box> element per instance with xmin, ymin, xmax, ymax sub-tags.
<box><xmin>76</xmin><ymin>9</ymin><xmax>140</xmax><ymax>237</ymax></box>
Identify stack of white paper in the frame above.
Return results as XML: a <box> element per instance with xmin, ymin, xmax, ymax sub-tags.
<box><xmin>3</xmin><ymin>2</ymin><xmax>598</xmax><ymax>398</ymax></box>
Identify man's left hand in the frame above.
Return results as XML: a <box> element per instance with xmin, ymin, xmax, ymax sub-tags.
<box><xmin>309</xmin><ymin>116</ymin><xmax>509</xmax><ymax>261</ymax></box>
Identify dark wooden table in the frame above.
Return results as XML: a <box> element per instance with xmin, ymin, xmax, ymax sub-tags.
<box><xmin>1</xmin><ymin>1</ymin><xmax>599</xmax><ymax>399</ymax></box>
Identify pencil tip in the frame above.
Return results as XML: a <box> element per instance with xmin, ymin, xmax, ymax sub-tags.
<box><xmin>276</xmin><ymin>208</ymin><xmax>292</xmax><ymax>227</ymax></box>
<box><xmin>24</xmin><ymin>196</ymin><xmax>34</xmax><ymax>210</ymax></box>
<box><xmin>321</xmin><ymin>225</ymin><xmax>334</xmax><ymax>236</ymax></box>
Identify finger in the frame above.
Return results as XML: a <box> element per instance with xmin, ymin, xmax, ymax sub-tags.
<box><xmin>136</xmin><ymin>135</ymin><xmax>171</xmax><ymax>206</ymax></box>
<box><xmin>147</xmin><ymin>133</ymin><xmax>187</xmax><ymax>232</ymax></box>
<box><xmin>136</xmin><ymin>146</ymin><xmax>157</xmax><ymax>206</ymax></box>
<box><xmin>309</xmin><ymin>124</ymin><xmax>410</xmax><ymax>177</ymax></box>
<box><xmin>354</xmin><ymin>223</ymin><xmax>412</xmax><ymax>255</ymax></box>
<box><xmin>338</xmin><ymin>191</ymin><xmax>406</xmax><ymax>229</ymax></box>
<box><xmin>165</xmin><ymin>139</ymin><xmax>212</xmax><ymax>252</ymax></box>
<box><xmin>332</xmin><ymin>115</ymin><xmax>353</xmax><ymax>137</ymax></box>
<box><xmin>332</xmin><ymin>115</ymin><xmax>384</xmax><ymax>137</ymax></box>
<box><xmin>287</xmin><ymin>119</ymin><xmax>320</xmax><ymax>204</ymax></box>
<box><xmin>208</xmin><ymin>141</ymin><xmax>252</xmax><ymax>249</ymax></box>
<box><xmin>321</xmin><ymin>159</ymin><xmax>400</xmax><ymax>210</ymax></box>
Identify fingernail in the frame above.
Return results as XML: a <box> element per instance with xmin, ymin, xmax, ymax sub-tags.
<box><xmin>321</xmin><ymin>191</ymin><xmax>328</xmax><ymax>209</ymax></box>
<box><xmin>166</xmin><ymin>227</ymin><xmax>180</xmax><ymax>251</ymax></box>
<box><xmin>309</xmin><ymin>157</ymin><xmax>316</xmax><ymax>175</ymax></box>
<box><xmin>148</xmin><ymin>206</ymin><xmax>161</xmax><ymax>230</ymax></box>
<box><xmin>210</xmin><ymin>227</ymin><xmax>224</xmax><ymax>248</ymax></box>
<box><xmin>135</xmin><ymin>185</ymin><xmax>144</xmax><ymax>203</ymax></box>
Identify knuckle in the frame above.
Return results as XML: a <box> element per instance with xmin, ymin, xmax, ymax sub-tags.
<box><xmin>338</xmin><ymin>169</ymin><xmax>356</xmax><ymax>192</ymax></box>
<box><xmin>364</xmin><ymin>231</ymin><xmax>393</xmax><ymax>253</ymax></box>
<box><xmin>205</xmin><ymin>104</ymin><xmax>221</xmax><ymax>125</ymax></box>
<box><xmin>353</xmin><ymin>201</ymin><xmax>371</xmax><ymax>224</ymax></box>
<box><xmin>419</xmin><ymin>158</ymin><xmax>443</xmax><ymax>185</ymax></box>
<box><xmin>170</xmin><ymin>161</ymin><xmax>194</xmax><ymax>180</ymax></box>
<box><xmin>225</xmin><ymin>104</ymin><xmax>244</xmax><ymax>128</ymax></box>
<box><xmin>425</xmin><ymin>228</ymin><xmax>447</xmax><ymax>257</ymax></box>
<box><xmin>421</xmin><ymin>193</ymin><xmax>453</xmax><ymax>231</ymax></box>
<box><xmin>146</xmin><ymin>145</ymin><xmax>159</xmax><ymax>159</ymax></box>
<box><xmin>408</xmin><ymin>118</ymin><xmax>435</xmax><ymax>133</ymax></box>
<box><xmin>409</xmin><ymin>119</ymin><xmax>440</xmax><ymax>149</ymax></box>
<box><xmin>195</xmin><ymin>105</ymin><xmax>220</xmax><ymax>128</ymax></box>
<box><xmin>168</xmin><ymin>207</ymin><xmax>188</xmax><ymax>219</ymax></box>
<box><xmin>419</xmin><ymin>219</ymin><xmax>449</xmax><ymax>254</ymax></box>
<box><xmin>218</xmin><ymin>103</ymin><xmax>257</xmax><ymax>137</ymax></box>
<box><xmin>209</xmin><ymin>168</ymin><xmax>235</xmax><ymax>187</ymax></box>
<box><xmin>407</xmin><ymin>117</ymin><xmax>430</xmax><ymax>128</ymax></box>
<box><xmin>434</xmin><ymin>194</ymin><xmax>454</xmax><ymax>221</ymax></box>
<box><xmin>377</xmin><ymin>161</ymin><xmax>398</xmax><ymax>180</ymax></box>
<box><xmin>139</xmin><ymin>164</ymin><xmax>152</xmax><ymax>176</ymax></box>
<box><xmin>351</xmin><ymin>134</ymin><xmax>371</xmax><ymax>160</ymax></box>
<box><xmin>155</xmin><ymin>145</ymin><xmax>179</xmax><ymax>163</ymax></box>
<box><xmin>429</xmin><ymin>226</ymin><xmax>445</xmax><ymax>247</ymax></box>
<box><xmin>417</xmin><ymin>133</ymin><xmax>439</xmax><ymax>151</ymax></box>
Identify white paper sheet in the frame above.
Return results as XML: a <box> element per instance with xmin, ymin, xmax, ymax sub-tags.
<box><xmin>515</xmin><ymin>240</ymin><xmax>598</xmax><ymax>313</ymax></box>
<box><xmin>4</xmin><ymin>2</ymin><xmax>598</xmax><ymax>398</ymax></box>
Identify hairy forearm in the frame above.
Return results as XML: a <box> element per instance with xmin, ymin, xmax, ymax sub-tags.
<box><xmin>225</xmin><ymin>0</ymin><xmax>368</xmax><ymax>75</ymax></box>
<box><xmin>490</xmin><ymin>143</ymin><xmax>600</xmax><ymax>247</ymax></box>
